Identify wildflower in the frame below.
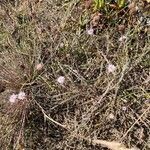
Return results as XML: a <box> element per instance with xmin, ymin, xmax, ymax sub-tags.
<box><xmin>107</xmin><ymin>64</ymin><xmax>116</xmax><ymax>73</ymax></box>
<box><xmin>18</xmin><ymin>91</ymin><xmax>26</xmax><ymax>100</ymax></box>
<box><xmin>60</xmin><ymin>43</ymin><xmax>64</xmax><ymax>48</ymax></box>
<box><xmin>9</xmin><ymin>94</ymin><xmax>18</xmax><ymax>103</ymax></box>
<box><xmin>122</xmin><ymin>106</ymin><xmax>127</xmax><ymax>111</ymax></box>
<box><xmin>57</xmin><ymin>76</ymin><xmax>65</xmax><ymax>85</ymax></box>
<box><xmin>108</xmin><ymin>113</ymin><xmax>115</xmax><ymax>119</ymax></box>
<box><xmin>87</xmin><ymin>28</ymin><xmax>94</xmax><ymax>35</ymax></box>
<box><xmin>36</xmin><ymin>63</ymin><xmax>44</xmax><ymax>71</ymax></box>
<box><xmin>119</xmin><ymin>35</ymin><xmax>127</xmax><ymax>42</ymax></box>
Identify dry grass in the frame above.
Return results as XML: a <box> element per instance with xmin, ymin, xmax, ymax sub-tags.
<box><xmin>0</xmin><ymin>0</ymin><xmax>150</xmax><ymax>150</ymax></box>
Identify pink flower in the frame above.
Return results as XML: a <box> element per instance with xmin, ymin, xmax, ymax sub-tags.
<box><xmin>18</xmin><ymin>91</ymin><xmax>26</xmax><ymax>100</ymax></box>
<box><xmin>119</xmin><ymin>35</ymin><xmax>127</xmax><ymax>42</ymax></box>
<box><xmin>108</xmin><ymin>113</ymin><xmax>115</xmax><ymax>119</ymax></box>
<box><xmin>36</xmin><ymin>63</ymin><xmax>44</xmax><ymax>70</ymax></box>
<box><xmin>107</xmin><ymin>64</ymin><xmax>116</xmax><ymax>73</ymax></box>
<box><xmin>57</xmin><ymin>76</ymin><xmax>65</xmax><ymax>85</ymax></box>
<box><xmin>122</xmin><ymin>106</ymin><xmax>127</xmax><ymax>111</ymax></box>
<box><xmin>9</xmin><ymin>94</ymin><xmax>18</xmax><ymax>103</ymax></box>
<box><xmin>87</xmin><ymin>28</ymin><xmax>94</xmax><ymax>35</ymax></box>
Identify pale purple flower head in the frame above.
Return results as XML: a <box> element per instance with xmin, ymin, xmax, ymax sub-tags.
<box><xmin>107</xmin><ymin>64</ymin><xmax>116</xmax><ymax>73</ymax></box>
<box><xmin>119</xmin><ymin>35</ymin><xmax>127</xmax><ymax>42</ymax></box>
<box><xmin>108</xmin><ymin>113</ymin><xmax>115</xmax><ymax>119</ymax></box>
<box><xmin>18</xmin><ymin>91</ymin><xmax>26</xmax><ymax>100</ymax></box>
<box><xmin>87</xmin><ymin>28</ymin><xmax>94</xmax><ymax>35</ymax></box>
<box><xmin>122</xmin><ymin>106</ymin><xmax>127</xmax><ymax>111</ymax></box>
<box><xmin>36</xmin><ymin>63</ymin><xmax>44</xmax><ymax>71</ymax></box>
<box><xmin>9</xmin><ymin>94</ymin><xmax>18</xmax><ymax>103</ymax></box>
<box><xmin>57</xmin><ymin>76</ymin><xmax>65</xmax><ymax>85</ymax></box>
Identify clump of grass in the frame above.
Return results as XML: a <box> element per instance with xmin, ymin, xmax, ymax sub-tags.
<box><xmin>93</xmin><ymin>0</ymin><xmax>105</xmax><ymax>11</ymax></box>
<box><xmin>92</xmin><ymin>0</ymin><xmax>126</xmax><ymax>11</ymax></box>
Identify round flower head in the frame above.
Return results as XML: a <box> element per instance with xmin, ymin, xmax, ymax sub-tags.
<box><xmin>119</xmin><ymin>35</ymin><xmax>127</xmax><ymax>42</ymax></box>
<box><xmin>108</xmin><ymin>113</ymin><xmax>115</xmax><ymax>119</ymax></box>
<box><xmin>107</xmin><ymin>64</ymin><xmax>116</xmax><ymax>73</ymax></box>
<box><xmin>9</xmin><ymin>94</ymin><xmax>18</xmax><ymax>103</ymax></box>
<box><xmin>87</xmin><ymin>28</ymin><xmax>94</xmax><ymax>35</ymax></box>
<box><xmin>57</xmin><ymin>76</ymin><xmax>65</xmax><ymax>85</ymax></box>
<box><xmin>122</xmin><ymin>106</ymin><xmax>127</xmax><ymax>111</ymax></box>
<box><xmin>36</xmin><ymin>63</ymin><xmax>44</xmax><ymax>71</ymax></box>
<box><xmin>18</xmin><ymin>91</ymin><xmax>26</xmax><ymax>100</ymax></box>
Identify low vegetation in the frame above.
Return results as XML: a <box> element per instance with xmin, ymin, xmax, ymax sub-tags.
<box><xmin>0</xmin><ymin>0</ymin><xmax>150</xmax><ymax>149</ymax></box>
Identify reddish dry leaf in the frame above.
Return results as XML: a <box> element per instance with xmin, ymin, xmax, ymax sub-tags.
<box><xmin>128</xmin><ymin>2</ymin><xmax>137</xmax><ymax>14</ymax></box>
<box><xmin>85</xmin><ymin>0</ymin><xmax>92</xmax><ymax>9</ymax></box>
<box><xmin>91</xmin><ymin>12</ymin><xmax>102</xmax><ymax>27</ymax></box>
<box><xmin>109</xmin><ymin>4</ymin><xmax>118</xmax><ymax>9</ymax></box>
<box><xmin>118</xmin><ymin>24</ymin><xmax>125</xmax><ymax>32</ymax></box>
